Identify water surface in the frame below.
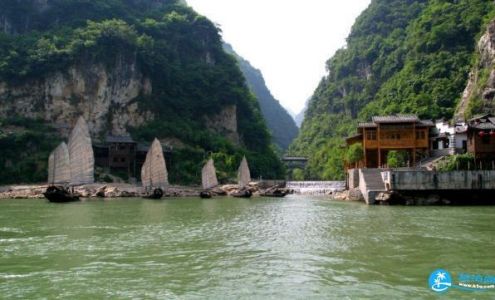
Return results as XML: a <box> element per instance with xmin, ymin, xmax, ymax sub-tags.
<box><xmin>0</xmin><ymin>197</ymin><xmax>494</xmax><ymax>299</ymax></box>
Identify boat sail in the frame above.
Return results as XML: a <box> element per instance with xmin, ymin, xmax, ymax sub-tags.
<box><xmin>68</xmin><ymin>116</ymin><xmax>95</xmax><ymax>185</ymax></box>
<box><xmin>141</xmin><ymin>138</ymin><xmax>168</xmax><ymax>197</ymax></box>
<box><xmin>237</xmin><ymin>156</ymin><xmax>251</xmax><ymax>188</ymax></box>
<box><xmin>201</xmin><ymin>158</ymin><xmax>218</xmax><ymax>190</ymax></box>
<box><xmin>47</xmin><ymin>142</ymin><xmax>71</xmax><ymax>185</ymax></box>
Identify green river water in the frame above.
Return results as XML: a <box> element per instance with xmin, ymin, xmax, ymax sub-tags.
<box><xmin>0</xmin><ymin>196</ymin><xmax>494</xmax><ymax>299</ymax></box>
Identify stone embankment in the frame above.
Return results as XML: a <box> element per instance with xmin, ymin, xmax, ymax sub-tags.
<box><xmin>333</xmin><ymin>188</ymin><xmax>365</xmax><ymax>202</ymax></box>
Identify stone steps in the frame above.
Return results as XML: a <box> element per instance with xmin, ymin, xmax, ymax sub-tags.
<box><xmin>359</xmin><ymin>169</ymin><xmax>387</xmax><ymax>204</ymax></box>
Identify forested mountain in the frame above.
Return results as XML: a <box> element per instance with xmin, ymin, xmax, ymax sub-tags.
<box><xmin>0</xmin><ymin>0</ymin><xmax>283</xmax><ymax>184</ymax></box>
<box><xmin>224</xmin><ymin>44</ymin><xmax>299</xmax><ymax>151</ymax></box>
<box><xmin>290</xmin><ymin>0</ymin><xmax>495</xmax><ymax>180</ymax></box>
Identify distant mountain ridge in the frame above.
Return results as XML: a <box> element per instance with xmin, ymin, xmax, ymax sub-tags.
<box><xmin>224</xmin><ymin>44</ymin><xmax>299</xmax><ymax>150</ymax></box>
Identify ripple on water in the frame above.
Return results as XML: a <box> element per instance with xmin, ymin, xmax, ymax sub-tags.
<box><xmin>0</xmin><ymin>197</ymin><xmax>494</xmax><ymax>299</ymax></box>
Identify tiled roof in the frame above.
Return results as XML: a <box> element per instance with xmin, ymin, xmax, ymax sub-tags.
<box><xmin>358</xmin><ymin>122</ymin><xmax>377</xmax><ymax>128</ymax></box>
<box><xmin>105</xmin><ymin>135</ymin><xmax>135</xmax><ymax>143</ymax></box>
<box><xmin>372</xmin><ymin>114</ymin><xmax>419</xmax><ymax>123</ymax></box>
<box><xmin>468</xmin><ymin>113</ymin><xmax>494</xmax><ymax>122</ymax></box>
<box><xmin>468</xmin><ymin>114</ymin><xmax>495</xmax><ymax>130</ymax></box>
<box><xmin>417</xmin><ymin>120</ymin><xmax>435</xmax><ymax>127</ymax></box>
<box><xmin>471</xmin><ymin>122</ymin><xmax>495</xmax><ymax>130</ymax></box>
<box><xmin>345</xmin><ymin>134</ymin><xmax>363</xmax><ymax>141</ymax></box>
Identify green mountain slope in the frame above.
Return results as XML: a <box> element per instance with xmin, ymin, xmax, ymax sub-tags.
<box><xmin>0</xmin><ymin>0</ymin><xmax>283</xmax><ymax>184</ymax></box>
<box><xmin>224</xmin><ymin>44</ymin><xmax>299</xmax><ymax>151</ymax></box>
<box><xmin>290</xmin><ymin>0</ymin><xmax>495</xmax><ymax>180</ymax></box>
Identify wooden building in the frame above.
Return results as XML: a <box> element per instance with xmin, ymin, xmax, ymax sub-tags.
<box><xmin>467</xmin><ymin>114</ymin><xmax>495</xmax><ymax>160</ymax></box>
<box><xmin>346</xmin><ymin>115</ymin><xmax>434</xmax><ymax>168</ymax></box>
<box><xmin>106</xmin><ymin>135</ymin><xmax>137</xmax><ymax>176</ymax></box>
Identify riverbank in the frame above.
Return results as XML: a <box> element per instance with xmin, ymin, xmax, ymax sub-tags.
<box><xmin>0</xmin><ymin>182</ymin><xmax>292</xmax><ymax>199</ymax></box>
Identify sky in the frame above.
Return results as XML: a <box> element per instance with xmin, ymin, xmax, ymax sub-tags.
<box><xmin>187</xmin><ymin>0</ymin><xmax>371</xmax><ymax>114</ymax></box>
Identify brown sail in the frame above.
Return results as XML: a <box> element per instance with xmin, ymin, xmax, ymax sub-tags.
<box><xmin>237</xmin><ymin>156</ymin><xmax>251</xmax><ymax>188</ymax></box>
<box><xmin>47</xmin><ymin>142</ymin><xmax>71</xmax><ymax>185</ymax></box>
<box><xmin>141</xmin><ymin>138</ymin><xmax>168</xmax><ymax>189</ymax></box>
<box><xmin>68</xmin><ymin>116</ymin><xmax>95</xmax><ymax>185</ymax></box>
<box><xmin>201</xmin><ymin>158</ymin><xmax>218</xmax><ymax>190</ymax></box>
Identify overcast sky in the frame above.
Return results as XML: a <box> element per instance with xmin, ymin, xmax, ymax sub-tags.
<box><xmin>187</xmin><ymin>0</ymin><xmax>371</xmax><ymax>114</ymax></box>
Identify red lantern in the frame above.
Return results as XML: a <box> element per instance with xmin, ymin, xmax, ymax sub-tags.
<box><xmin>479</xmin><ymin>131</ymin><xmax>486</xmax><ymax>137</ymax></box>
<box><xmin>491</xmin><ymin>131</ymin><xmax>495</xmax><ymax>137</ymax></box>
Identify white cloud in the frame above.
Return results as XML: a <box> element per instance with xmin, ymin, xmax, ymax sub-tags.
<box><xmin>187</xmin><ymin>0</ymin><xmax>371</xmax><ymax>113</ymax></box>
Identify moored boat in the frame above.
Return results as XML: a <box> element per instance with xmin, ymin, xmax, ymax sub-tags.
<box><xmin>200</xmin><ymin>158</ymin><xmax>219</xmax><ymax>198</ymax></box>
<box><xmin>200</xmin><ymin>190</ymin><xmax>213</xmax><ymax>199</ymax></box>
<box><xmin>44</xmin><ymin>117</ymin><xmax>95</xmax><ymax>203</ymax></box>
<box><xmin>232</xmin><ymin>189</ymin><xmax>252</xmax><ymax>198</ymax></box>
<box><xmin>141</xmin><ymin>138</ymin><xmax>168</xmax><ymax>199</ymax></box>
<box><xmin>260</xmin><ymin>189</ymin><xmax>288</xmax><ymax>198</ymax></box>
<box><xmin>44</xmin><ymin>186</ymin><xmax>79</xmax><ymax>203</ymax></box>
<box><xmin>232</xmin><ymin>156</ymin><xmax>252</xmax><ymax>198</ymax></box>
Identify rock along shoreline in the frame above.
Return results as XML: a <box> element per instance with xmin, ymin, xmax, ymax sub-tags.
<box><xmin>0</xmin><ymin>183</ymin><xmax>291</xmax><ymax>199</ymax></box>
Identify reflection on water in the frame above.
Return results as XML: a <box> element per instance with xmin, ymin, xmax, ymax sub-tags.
<box><xmin>0</xmin><ymin>197</ymin><xmax>494</xmax><ymax>299</ymax></box>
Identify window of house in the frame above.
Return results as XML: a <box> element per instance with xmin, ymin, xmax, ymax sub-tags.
<box><xmin>416</xmin><ymin>131</ymin><xmax>426</xmax><ymax>139</ymax></box>
<box><xmin>388</xmin><ymin>133</ymin><xmax>400</xmax><ymax>140</ymax></box>
<box><xmin>121</xmin><ymin>157</ymin><xmax>126</xmax><ymax>163</ymax></box>
<box><xmin>366</xmin><ymin>131</ymin><xmax>376</xmax><ymax>140</ymax></box>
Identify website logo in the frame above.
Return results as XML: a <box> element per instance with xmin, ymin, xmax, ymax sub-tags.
<box><xmin>428</xmin><ymin>269</ymin><xmax>495</xmax><ymax>293</ymax></box>
<box><xmin>429</xmin><ymin>269</ymin><xmax>452</xmax><ymax>293</ymax></box>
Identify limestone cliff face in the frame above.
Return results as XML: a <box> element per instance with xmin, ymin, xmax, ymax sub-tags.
<box><xmin>0</xmin><ymin>53</ymin><xmax>241</xmax><ymax>144</ymax></box>
<box><xmin>204</xmin><ymin>105</ymin><xmax>240</xmax><ymax>145</ymax></box>
<box><xmin>0</xmin><ymin>54</ymin><xmax>154</xmax><ymax>139</ymax></box>
<box><xmin>456</xmin><ymin>20</ymin><xmax>495</xmax><ymax>119</ymax></box>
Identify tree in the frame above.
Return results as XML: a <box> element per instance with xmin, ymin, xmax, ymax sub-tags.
<box><xmin>387</xmin><ymin>150</ymin><xmax>408</xmax><ymax>168</ymax></box>
<box><xmin>345</xmin><ymin>143</ymin><xmax>364</xmax><ymax>166</ymax></box>
<box><xmin>292</xmin><ymin>168</ymin><xmax>305</xmax><ymax>181</ymax></box>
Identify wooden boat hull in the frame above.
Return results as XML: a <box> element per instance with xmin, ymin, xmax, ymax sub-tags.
<box><xmin>44</xmin><ymin>186</ymin><xmax>79</xmax><ymax>203</ymax></box>
<box><xmin>200</xmin><ymin>191</ymin><xmax>213</xmax><ymax>199</ymax></box>
<box><xmin>143</xmin><ymin>188</ymin><xmax>164</xmax><ymax>200</ymax></box>
<box><xmin>232</xmin><ymin>190</ymin><xmax>252</xmax><ymax>198</ymax></box>
<box><xmin>261</xmin><ymin>189</ymin><xmax>288</xmax><ymax>198</ymax></box>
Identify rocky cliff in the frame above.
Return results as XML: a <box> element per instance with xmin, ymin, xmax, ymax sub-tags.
<box><xmin>0</xmin><ymin>54</ymin><xmax>153</xmax><ymax>138</ymax></box>
<box><xmin>0</xmin><ymin>0</ymin><xmax>283</xmax><ymax>184</ymax></box>
<box><xmin>456</xmin><ymin>20</ymin><xmax>495</xmax><ymax>119</ymax></box>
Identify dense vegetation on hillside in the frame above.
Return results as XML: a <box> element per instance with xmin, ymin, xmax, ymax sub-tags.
<box><xmin>0</xmin><ymin>0</ymin><xmax>283</xmax><ymax>184</ymax></box>
<box><xmin>290</xmin><ymin>0</ymin><xmax>495</xmax><ymax>180</ymax></box>
<box><xmin>224</xmin><ymin>44</ymin><xmax>299</xmax><ymax>151</ymax></box>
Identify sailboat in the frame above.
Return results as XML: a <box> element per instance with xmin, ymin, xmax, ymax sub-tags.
<box><xmin>44</xmin><ymin>116</ymin><xmax>95</xmax><ymax>203</ymax></box>
<box><xmin>141</xmin><ymin>138</ymin><xmax>168</xmax><ymax>199</ymax></box>
<box><xmin>68</xmin><ymin>116</ymin><xmax>95</xmax><ymax>186</ymax></box>
<box><xmin>43</xmin><ymin>142</ymin><xmax>78</xmax><ymax>202</ymax></box>
<box><xmin>232</xmin><ymin>156</ymin><xmax>252</xmax><ymax>198</ymax></box>
<box><xmin>200</xmin><ymin>158</ymin><xmax>218</xmax><ymax>198</ymax></box>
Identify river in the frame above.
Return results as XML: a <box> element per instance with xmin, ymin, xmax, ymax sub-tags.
<box><xmin>0</xmin><ymin>196</ymin><xmax>494</xmax><ymax>299</ymax></box>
